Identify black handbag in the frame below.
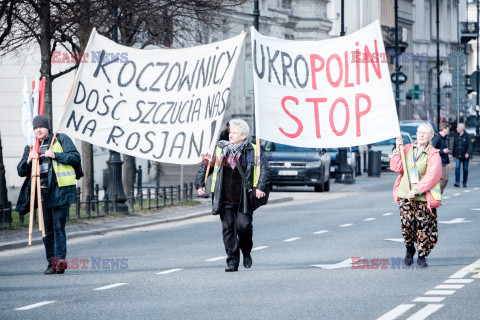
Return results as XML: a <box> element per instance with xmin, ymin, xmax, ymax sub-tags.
<box><xmin>248</xmin><ymin>184</ymin><xmax>270</xmax><ymax>211</ymax></box>
<box><xmin>234</xmin><ymin>157</ymin><xmax>270</xmax><ymax>211</ymax></box>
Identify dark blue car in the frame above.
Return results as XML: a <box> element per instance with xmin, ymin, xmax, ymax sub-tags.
<box><xmin>264</xmin><ymin>142</ymin><xmax>331</xmax><ymax>192</ymax></box>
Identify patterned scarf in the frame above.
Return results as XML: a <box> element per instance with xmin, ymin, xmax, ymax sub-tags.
<box><xmin>220</xmin><ymin>139</ymin><xmax>250</xmax><ymax>169</ymax></box>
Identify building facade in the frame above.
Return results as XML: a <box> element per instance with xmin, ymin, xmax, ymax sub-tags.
<box><xmin>0</xmin><ymin>0</ymin><xmax>333</xmax><ymax>202</ymax></box>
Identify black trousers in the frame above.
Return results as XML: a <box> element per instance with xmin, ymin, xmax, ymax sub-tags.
<box><xmin>219</xmin><ymin>203</ymin><xmax>253</xmax><ymax>267</ymax></box>
<box><xmin>42</xmin><ymin>204</ymin><xmax>69</xmax><ymax>264</ymax></box>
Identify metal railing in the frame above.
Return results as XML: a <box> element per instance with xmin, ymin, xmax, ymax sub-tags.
<box><xmin>3</xmin><ymin>182</ymin><xmax>195</xmax><ymax>227</ymax></box>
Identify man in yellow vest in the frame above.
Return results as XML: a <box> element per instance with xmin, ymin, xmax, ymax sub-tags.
<box><xmin>195</xmin><ymin>119</ymin><xmax>269</xmax><ymax>272</ymax></box>
<box><xmin>16</xmin><ymin>115</ymin><xmax>81</xmax><ymax>275</ymax></box>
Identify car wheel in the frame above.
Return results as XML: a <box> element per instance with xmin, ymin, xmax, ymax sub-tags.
<box><xmin>323</xmin><ymin>178</ymin><xmax>330</xmax><ymax>192</ymax></box>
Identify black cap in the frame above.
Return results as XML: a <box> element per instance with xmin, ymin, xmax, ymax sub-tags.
<box><xmin>32</xmin><ymin>115</ymin><xmax>50</xmax><ymax>130</ymax></box>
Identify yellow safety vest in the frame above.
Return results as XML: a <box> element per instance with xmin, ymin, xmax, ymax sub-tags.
<box><xmin>51</xmin><ymin>140</ymin><xmax>77</xmax><ymax>187</ymax></box>
<box><xmin>210</xmin><ymin>143</ymin><xmax>259</xmax><ymax>193</ymax></box>
<box><xmin>430</xmin><ymin>183</ymin><xmax>441</xmax><ymax>201</ymax></box>
<box><xmin>405</xmin><ymin>145</ymin><xmax>441</xmax><ymax>202</ymax></box>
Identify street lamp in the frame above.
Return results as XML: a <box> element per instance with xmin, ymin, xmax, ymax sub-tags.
<box><xmin>477</xmin><ymin>0</ymin><xmax>480</xmax><ymax>136</ymax></box>
<box><xmin>336</xmin><ymin>0</ymin><xmax>354</xmax><ymax>184</ymax></box>
<box><xmin>436</xmin><ymin>0</ymin><xmax>441</xmax><ymax>129</ymax></box>
<box><xmin>394</xmin><ymin>0</ymin><xmax>400</xmax><ymax>117</ymax></box>
<box><xmin>104</xmin><ymin>4</ymin><xmax>128</xmax><ymax>214</ymax></box>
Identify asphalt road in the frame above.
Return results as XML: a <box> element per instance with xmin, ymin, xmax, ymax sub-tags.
<box><xmin>1</xmin><ymin>163</ymin><xmax>479</xmax><ymax>320</ymax></box>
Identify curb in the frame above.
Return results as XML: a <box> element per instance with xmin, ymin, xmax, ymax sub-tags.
<box><xmin>0</xmin><ymin>196</ymin><xmax>294</xmax><ymax>252</ymax></box>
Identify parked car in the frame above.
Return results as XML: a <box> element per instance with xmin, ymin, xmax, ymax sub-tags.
<box><xmin>264</xmin><ymin>142</ymin><xmax>331</xmax><ymax>192</ymax></box>
<box><xmin>370</xmin><ymin>132</ymin><xmax>413</xmax><ymax>170</ymax></box>
<box><xmin>327</xmin><ymin>147</ymin><xmax>356</xmax><ymax>181</ymax></box>
<box><xmin>399</xmin><ymin>120</ymin><xmax>438</xmax><ymax>141</ymax></box>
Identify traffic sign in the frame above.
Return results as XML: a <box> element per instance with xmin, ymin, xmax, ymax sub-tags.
<box><xmin>409</xmin><ymin>84</ymin><xmax>424</xmax><ymax>100</ymax></box>
<box><xmin>391</xmin><ymin>72</ymin><xmax>407</xmax><ymax>84</ymax></box>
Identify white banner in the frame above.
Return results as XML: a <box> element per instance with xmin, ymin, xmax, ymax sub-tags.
<box><xmin>251</xmin><ymin>21</ymin><xmax>400</xmax><ymax>148</ymax></box>
<box><xmin>58</xmin><ymin>29</ymin><xmax>245</xmax><ymax>164</ymax></box>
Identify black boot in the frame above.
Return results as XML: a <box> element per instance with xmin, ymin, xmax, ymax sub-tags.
<box><xmin>44</xmin><ymin>264</ymin><xmax>56</xmax><ymax>275</ymax></box>
<box><xmin>225</xmin><ymin>265</ymin><xmax>238</xmax><ymax>272</ymax></box>
<box><xmin>56</xmin><ymin>259</ymin><xmax>68</xmax><ymax>274</ymax></box>
<box><xmin>404</xmin><ymin>245</ymin><xmax>415</xmax><ymax>266</ymax></box>
<box><xmin>417</xmin><ymin>256</ymin><xmax>428</xmax><ymax>268</ymax></box>
<box><xmin>243</xmin><ymin>255</ymin><xmax>252</xmax><ymax>269</ymax></box>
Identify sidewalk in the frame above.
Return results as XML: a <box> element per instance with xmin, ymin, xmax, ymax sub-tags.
<box><xmin>0</xmin><ymin>191</ymin><xmax>294</xmax><ymax>252</ymax></box>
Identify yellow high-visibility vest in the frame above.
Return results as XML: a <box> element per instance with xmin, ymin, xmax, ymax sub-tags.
<box><xmin>210</xmin><ymin>143</ymin><xmax>259</xmax><ymax>193</ymax></box>
<box><xmin>430</xmin><ymin>183</ymin><xmax>441</xmax><ymax>201</ymax></box>
<box><xmin>51</xmin><ymin>140</ymin><xmax>77</xmax><ymax>187</ymax></box>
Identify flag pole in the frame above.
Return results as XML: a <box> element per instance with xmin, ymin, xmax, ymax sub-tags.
<box><xmin>49</xmin><ymin>80</ymin><xmax>75</xmax><ymax>149</ymax></box>
<box><xmin>36</xmin><ymin>160</ymin><xmax>45</xmax><ymax>237</ymax></box>
<box><xmin>28</xmin><ymin>155</ymin><xmax>37</xmax><ymax>246</ymax></box>
<box><xmin>399</xmin><ymin>144</ymin><xmax>416</xmax><ymax>210</ymax></box>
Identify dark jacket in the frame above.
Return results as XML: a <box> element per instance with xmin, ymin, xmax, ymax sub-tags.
<box><xmin>219</xmin><ymin>129</ymin><xmax>229</xmax><ymax>142</ymax></box>
<box><xmin>16</xmin><ymin>133</ymin><xmax>81</xmax><ymax>214</ymax></box>
<box><xmin>195</xmin><ymin>141</ymin><xmax>269</xmax><ymax>215</ymax></box>
<box><xmin>452</xmin><ymin>132</ymin><xmax>473</xmax><ymax>160</ymax></box>
<box><xmin>431</xmin><ymin>133</ymin><xmax>450</xmax><ymax>165</ymax></box>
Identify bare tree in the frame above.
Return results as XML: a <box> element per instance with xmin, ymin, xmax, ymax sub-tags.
<box><xmin>1</xmin><ymin>0</ymin><xmax>247</xmax><ymax>201</ymax></box>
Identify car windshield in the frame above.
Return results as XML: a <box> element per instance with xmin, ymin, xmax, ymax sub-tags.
<box><xmin>265</xmin><ymin>142</ymin><xmax>317</xmax><ymax>152</ymax></box>
<box><xmin>400</xmin><ymin>125</ymin><xmax>419</xmax><ymax>140</ymax></box>
<box><xmin>371</xmin><ymin>134</ymin><xmax>411</xmax><ymax>146</ymax></box>
<box><xmin>372</xmin><ymin>138</ymin><xmax>396</xmax><ymax>146</ymax></box>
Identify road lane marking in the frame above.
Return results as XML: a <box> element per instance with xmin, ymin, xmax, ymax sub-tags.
<box><xmin>283</xmin><ymin>237</ymin><xmax>301</xmax><ymax>242</ymax></box>
<box><xmin>93</xmin><ymin>283</ymin><xmax>127</xmax><ymax>291</ymax></box>
<box><xmin>453</xmin><ymin>193</ymin><xmax>461</xmax><ymax>196</ymax></box>
<box><xmin>385</xmin><ymin>238</ymin><xmax>404</xmax><ymax>242</ymax></box>
<box><xmin>339</xmin><ymin>223</ymin><xmax>353</xmax><ymax>227</ymax></box>
<box><xmin>252</xmin><ymin>246</ymin><xmax>269</xmax><ymax>251</ymax></box>
<box><xmin>434</xmin><ymin>284</ymin><xmax>464</xmax><ymax>289</ymax></box>
<box><xmin>312</xmin><ymin>258</ymin><xmax>362</xmax><ymax>269</ymax></box>
<box><xmin>424</xmin><ymin>290</ymin><xmax>455</xmax><ymax>295</ymax></box>
<box><xmin>313</xmin><ymin>230</ymin><xmax>329</xmax><ymax>234</ymax></box>
<box><xmin>406</xmin><ymin>304</ymin><xmax>443</xmax><ymax>320</ymax></box>
<box><xmin>464</xmin><ymin>190</ymin><xmax>471</xmax><ymax>193</ymax></box>
<box><xmin>205</xmin><ymin>256</ymin><xmax>227</xmax><ymax>262</ymax></box>
<box><xmin>383</xmin><ymin>212</ymin><xmax>395</xmax><ymax>216</ymax></box>
<box><xmin>412</xmin><ymin>297</ymin><xmax>445</xmax><ymax>303</ymax></box>
<box><xmin>438</xmin><ymin>218</ymin><xmax>471</xmax><ymax>224</ymax></box>
<box><xmin>444</xmin><ymin>279</ymin><xmax>474</xmax><ymax>284</ymax></box>
<box><xmin>15</xmin><ymin>301</ymin><xmax>56</xmax><ymax>310</ymax></box>
<box><xmin>376</xmin><ymin>304</ymin><xmax>416</xmax><ymax>320</ymax></box>
<box><xmin>363</xmin><ymin>218</ymin><xmax>376</xmax><ymax>221</ymax></box>
<box><xmin>471</xmin><ymin>208</ymin><xmax>480</xmax><ymax>211</ymax></box>
<box><xmin>156</xmin><ymin>268</ymin><xmax>182</xmax><ymax>275</ymax></box>
<box><xmin>443</xmin><ymin>196</ymin><xmax>450</xmax><ymax>199</ymax></box>
<box><xmin>450</xmin><ymin>258</ymin><xmax>480</xmax><ymax>278</ymax></box>
<box><xmin>474</xmin><ymin>187</ymin><xmax>479</xmax><ymax>190</ymax></box>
